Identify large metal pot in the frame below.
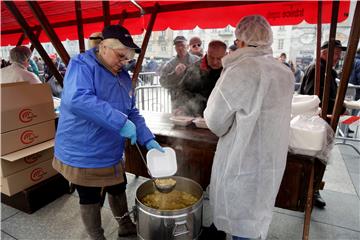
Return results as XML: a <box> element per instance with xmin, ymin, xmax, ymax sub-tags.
<box><xmin>135</xmin><ymin>176</ymin><xmax>203</xmax><ymax>240</ymax></box>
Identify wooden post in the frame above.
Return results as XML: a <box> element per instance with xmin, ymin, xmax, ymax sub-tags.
<box><xmin>131</xmin><ymin>4</ymin><xmax>159</xmax><ymax>89</ymax></box>
<box><xmin>4</xmin><ymin>0</ymin><xmax>64</xmax><ymax>87</ymax></box>
<box><xmin>75</xmin><ymin>0</ymin><xmax>85</xmax><ymax>53</ymax></box>
<box><xmin>314</xmin><ymin>1</ymin><xmax>322</xmax><ymax>96</ymax></box>
<box><xmin>321</xmin><ymin>0</ymin><xmax>339</xmax><ymax>120</ymax></box>
<box><xmin>302</xmin><ymin>165</ymin><xmax>314</xmax><ymax>240</ymax></box>
<box><xmin>16</xmin><ymin>33</ymin><xmax>26</xmax><ymax>46</ymax></box>
<box><xmin>27</xmin><ymin>1</ymin><xmax>70</xmax><ymax>66</ymax></box>
<box><xmin>118</xmin><ymin>10</ymin><xmax>127</xmax><ymax>25</ymax></box>
<box><xmin>103</xmin><ymin>1</ymin><xmax>110</xmax><ymax>27</ymax></box>
<box><xmin>331</xmin><ymin>1</ymin><xmax>360</xmax><ymax>130</ymax></box>
<box><xmin>30</xmin><ymin>28</ymin><xmax>42</xmax><ymax>52</ymax></box>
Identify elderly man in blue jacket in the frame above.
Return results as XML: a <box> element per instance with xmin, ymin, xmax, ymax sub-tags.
<box><xmin>53</xmin><ymin>25</ymin><xmax>163</xmax><ymax>240</ymax></box>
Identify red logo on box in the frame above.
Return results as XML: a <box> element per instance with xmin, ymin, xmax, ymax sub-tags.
<box><xmin>19</xmin><ymin>108</ymin><xmax>37</xmax><ymax>123</ymax></box>
<box><xmin>20</xmin><ymin>130</ymin><xmax>38</xmax><ymax>144</ymax></box>
<box><xmin>24</xmin><ymin>153</ymin><xmax>42</xmax><ymax>164</ymax></box>
<box><xmin>30</xmin><ymin>168</ymin><xmax>47</xmax><ymax>181</ymax></box>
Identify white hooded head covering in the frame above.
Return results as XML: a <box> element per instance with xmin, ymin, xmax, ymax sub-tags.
<box><xmin>235</xmin><ymin>15</ymin><xmax>273</xmax><ymax>47</ymax></box>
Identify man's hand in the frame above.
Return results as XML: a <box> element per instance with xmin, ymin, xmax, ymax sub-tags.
<box><xmin>175</xmin><ymin>63</ymin><xmax>187</xmax><ymax>75</ymax></box>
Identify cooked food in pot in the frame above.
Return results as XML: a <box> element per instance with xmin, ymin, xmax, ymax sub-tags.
<box><xmin>154</xmin><ymin>178</ymin><xmax>176</xmax><ymax>187</ymax></box>
<box><xmin>141</xmin><ymin>190</ymin><xmax>198</xmax><ymax>210</ymax></box>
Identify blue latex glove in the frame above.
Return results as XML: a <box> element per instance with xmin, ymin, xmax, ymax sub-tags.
<box><xmin>120</xmin><ymin>119</ymin><xmax>137</xmax><ymax>145</ymax></box>
<box><xmin>146</xmin><ymin>139</ymin><xmax>165</xmax><ymax>153</ymax></box>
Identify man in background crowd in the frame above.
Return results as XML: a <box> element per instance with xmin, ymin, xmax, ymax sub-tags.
<box><xmin>44</xmin><ymin>53</ymin><xmax>67</xmax><ymax>81</ymax></box>
<box><xmin>279</xmin><ymin>52</ymin><xmax>291</xmax><ymax>68</ymax></box>
<box><xmin>228</xmin><ymin>44</ymin><xmax>238</xmax><ymax>54</ymax></box>
<box><xmin>180</xmin><ymin>40</ymin><xmax>227</xmax><ymax>116</ymax></box>
<box><xmin>349</xmin><ymin>48</ymin><xmax>360</xmax><ymax>101</ymax></box>
<box><xmin>33</xmin><ymin>56</ymin><xmax>45</xmax><ymax>72</ymax></box>
<box><xmin>160</xmin><ymin>35</ymin><xmax>200</xmax><ymax>114</ymax></box>
<box><xmin>145</xmin><ymin>56</ymin><xmax>158</xmax><ymax>72</ymax></box>
<box><xmin>300</xmin><ymin>40</ymin><xmax>347</xmax><ymax>208</ymax></box>
<box><xmin>189</xmin><ymin>36</ymin><xmax>204</xmax><ymax>57</ymax></box>
<box><xmin>88</xmin><ymin>32</ymin><xmax>103</xmax><ymax>49</ymax></box>
<box><xmin>0</xmin><ymin>46</ymin><xmax>41</xmax><ymax>84</ymax></box>
<box><xmin>1</xmin><ymin>58</ymin><xmax>11</xmax><ymax>68</ymax></box>
<box><xmin>289</xmin><ymin>60</ymin><xmax>304</xmax><ymax>91</ymax></box>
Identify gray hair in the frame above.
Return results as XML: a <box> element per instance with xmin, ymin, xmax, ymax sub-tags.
<box><xmin>99</xmin><ymin>39</ymin><xmax>135</xmax><ymax>60</ymax></box>
<box><xmin>10</xmin><ymin>46</ymin><xmax>32</xmax><ymax>64</ymax></box>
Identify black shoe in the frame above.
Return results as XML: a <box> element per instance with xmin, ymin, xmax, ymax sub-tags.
<box><xmin>346</xmin><ymin>129</ymin><xmax>354</xmax><ymax>137</ymax></box>
<box><xmin>314</xmin><ymin>190</ymin><xmax>326</xmax><ymax>208</ymax></box>
<box><xmin>199</xmin><ymin>223</ymin><xmax>226</xmax><ymax>240</ymax></box>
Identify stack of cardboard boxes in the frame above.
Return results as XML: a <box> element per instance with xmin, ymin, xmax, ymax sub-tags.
<box><xmin>1</xmin><ymin>82</ymin><xmax>58</xmax><ymax>197</ymax></box>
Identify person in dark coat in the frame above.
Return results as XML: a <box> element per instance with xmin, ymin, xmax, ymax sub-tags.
<box><xmin>160</xmin><ymin>36</ymin><xmax>200</xmax><ymax>114</ymax></box>
<box><xmin>300</xmin><ymin>40</ymin><xmax>346</xmax><ymax>115</ymax></box>
<box><xmin>299</xmin><ymin>39</ymin><xmax>346</xmax><ymax>208</ymax></box>
<box><xmin>349</xmin><ymin>48</ymin><xmax>360</xmax><ymax>101</ymax></box>
<box><xmin>44</xmin><ymin>53</ymin><xmax>67</xmax><ymax>81</ymax></box>
<box><xmin>180</xmin><ymin>40</ymin><xmax>227</xmax><ymax>116</ymax></box>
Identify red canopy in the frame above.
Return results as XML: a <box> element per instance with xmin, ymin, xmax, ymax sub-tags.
<box><xmin>1</xmin><ymin>1</ymin><xmax>350</xmax><ymax>46</ymax></box>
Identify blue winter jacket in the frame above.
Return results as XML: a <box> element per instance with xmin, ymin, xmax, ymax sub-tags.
<box><xmin>54</xmin><ymin>49</ymin><xmax>154</xmax><ymax>168</ymax></box>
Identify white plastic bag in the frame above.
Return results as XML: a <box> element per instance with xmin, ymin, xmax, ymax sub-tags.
<box><xmin>291</xmin><ymin>94</ymin><xmax>320</xmax><ymax>117</ymax></box>
<box><xmin>289</xmin><ymin>115</ymin><xmax>334</xmax><ymax>164</ymax></box>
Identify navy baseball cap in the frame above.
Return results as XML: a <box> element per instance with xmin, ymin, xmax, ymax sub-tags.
<box><xmin>102</xmin><ymin>25</ymin><xmax>141</xmax><ymax>54</ymax></box>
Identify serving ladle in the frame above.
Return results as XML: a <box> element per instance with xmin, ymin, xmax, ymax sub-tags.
<box><xmin>135</xmin><ymin>143</ymin><xmax>176</xmax><ymax>193</ymax></box>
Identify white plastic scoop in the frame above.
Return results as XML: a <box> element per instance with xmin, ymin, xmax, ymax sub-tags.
<box><xmin>135</xmin><ymin>143</ymin><xmax>177</xmax><ymax>193</ymax></box>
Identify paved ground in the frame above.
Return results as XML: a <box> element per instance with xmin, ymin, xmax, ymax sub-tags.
<box><xmin>1</xmin><ymin>141</ymin><xmax>359</xmax><ymax>240</ymax></box>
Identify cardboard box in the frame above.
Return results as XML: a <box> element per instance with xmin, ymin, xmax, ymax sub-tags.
<box><xmin>1</xmin><ymin>83</ymin><xmax>55</xmax><ymax>133</ymax></box>
<box><xmin>1</xmin><ymin>174</ymin><xmax>69</xmax><ymax>214</ymax></box>
<box><xmin>1</xmin><ymin>158</ymin><xmax>57</xmax><ymax>196</ymax></box>
<box><xmin>0</xmin><ymin>120</ymin><xmax>55</xmax><ymax>156</ymax></box>
<box><xmin>1</xmin><ymin>139</ymin><xmax>54</xmax><ymax>177</ymax></box>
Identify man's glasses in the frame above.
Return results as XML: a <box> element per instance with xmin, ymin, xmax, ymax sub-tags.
<box><xmin>192</xmin><ymin>44</ymin><xmax>201</xmax><ymax>48</ymax></box>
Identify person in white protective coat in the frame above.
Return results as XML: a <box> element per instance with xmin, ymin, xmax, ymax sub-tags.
<box><xmin>203</xmin><ymin>15</ymin><xmax>294</xmax><ymax>240</ymax></box>
<box><xmin>0</xmin><ymin>46</ymin><xmax>41</xmax><ymax>84</ymax></box>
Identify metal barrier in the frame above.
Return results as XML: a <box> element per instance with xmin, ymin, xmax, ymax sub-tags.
<box><xmin>135</xmin><ymin>85</ymin><xmax>171</xmax><ymax>113</ymax></box>
<box><xmin>137</xmin><ymin>71</ymin><xmax>159</xmax><ymax>86</ymax></box>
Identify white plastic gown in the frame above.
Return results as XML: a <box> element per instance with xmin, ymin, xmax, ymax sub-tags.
<box><xmin>204</xmin><ymin>46</ymin><xmax>294</xmax><ymax>239</ymax></box>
